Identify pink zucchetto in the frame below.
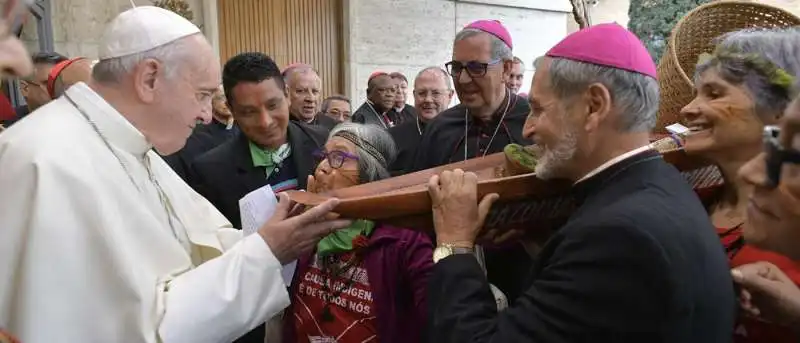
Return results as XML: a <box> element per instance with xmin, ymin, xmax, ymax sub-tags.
<box><xmin>465</xmin><ymin>20</ymin><xmax>513</xmax><ymax>50</ymax></box>
<box><xmin>545</xmin><ymin>23</ymin><xmax>657</xmax><ymax>79</ymax></box>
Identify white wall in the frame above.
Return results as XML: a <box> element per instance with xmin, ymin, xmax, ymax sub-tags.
<box><xmin>343</xmin><ymin>0</ymin><xmax>570</xmax><ymax>106</ymax></box>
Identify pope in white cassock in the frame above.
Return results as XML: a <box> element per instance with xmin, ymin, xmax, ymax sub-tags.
<box><xmin>0</xmin><ymin>6</ymin><xmax>350</xmax><ymax>343</ymax></box>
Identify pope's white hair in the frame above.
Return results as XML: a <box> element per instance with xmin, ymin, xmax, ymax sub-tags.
<box><xmin>329</xmin><ymin>122</ymin><xmax>397</xmax><ymax>183</ymax></box>
<box><xmin>92</xmin><ymin>34</ymin><xmax>198</xmax><ymax>84</ymax></box>
<box><xmin>534</xmin><ymin>57</ymin><xmax>659</xmax><ymax>133</ymax></box>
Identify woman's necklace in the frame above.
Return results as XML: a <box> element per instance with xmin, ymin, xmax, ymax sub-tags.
<box><xmin>463</xmin><ymin>89</ymin><xmax>512</xmax><ymax>161</ymax></box>
<box><xmin>319</xmin><ymin>253</ymin><xmax>361</xmax><ymax>323</ymax></box>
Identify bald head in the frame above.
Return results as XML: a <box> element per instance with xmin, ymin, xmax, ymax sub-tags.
<box><xmin>413</xmin><ymin>67</ymin><xmax>453</xmax><ymax>121</ymax></box>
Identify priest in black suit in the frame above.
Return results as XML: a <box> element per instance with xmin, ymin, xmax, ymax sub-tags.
<box><xmin>186</xmin><ymin>53</ymin><xmax>328</xmax><ymax>343</ymax></box>
<box><xmin>425</xmin><ymin>23</ymin><xmax>735</xmax><ymax>343</ymax></box>
<box><xmin>282</xmin><ymin>63</ymin><xmax>338</xmax><ymax>131</ymax></box>
<box><xmin>389</xmin><ymin>71</ymin><xmax>418</xmax><ymax>125</ymax></box>
<box><xmin>408</xmin><ymin>20</ymin><xmax>532</xmax><ymax>303</ymax></box>
<box><xmin>389</xmin><ymin>66</ymin><xmax>454</xmax><ymax>175</ymax></box>
<box><xmin>352</xmin><ymin>72</ymin><xmax>398</xmax><ymax>129</ymax></box>
<box><xmin>164</xmin><ymin>87</ymin><xmax>238</xmax><ymax>181</ymax></box>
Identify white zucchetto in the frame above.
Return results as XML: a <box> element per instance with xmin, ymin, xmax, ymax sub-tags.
<box><xmin>98</xmin><ymin>6</ymin><xmax>200</xmax><ymax>60</ymax></box>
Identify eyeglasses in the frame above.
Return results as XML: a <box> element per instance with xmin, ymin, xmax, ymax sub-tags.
<box><xmin>19</xmin><ymin>79</ymin><xmax>46</xmax><ymax>92</ymax></box>
<box><xmin>763</xmin><ymin>125</ymin><xmax>800</xmax><ymax>187</ymax></box>
<box><xmin>313</xmin><ymin>149</ymin><xmax>359</xmax><ymax>169</ymax></box>
<box><xmin>445</xmin><ymin>59</ymin><xmax>502</xmax><ymax>78</ymax></box>
<box><xmin>326</xmin><ymin>109</ymin><xmax>351</xmax><ymax>120</ymax></box>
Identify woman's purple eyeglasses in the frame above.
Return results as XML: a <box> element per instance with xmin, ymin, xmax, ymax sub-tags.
<box><xmin>313</xmin><ymin>150</ymin><xmax>359</xmax><ymax>169</ymax></box>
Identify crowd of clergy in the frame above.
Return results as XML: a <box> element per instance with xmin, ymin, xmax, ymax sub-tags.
<box><xmin>2</xmin><ymin>2</ymin><xmax>800</xmax><ymax>343</ymax></box>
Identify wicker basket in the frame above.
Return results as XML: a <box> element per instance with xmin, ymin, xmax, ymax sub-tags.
<box><xmin>654</xmin><ymin>1</ymin><xmax>800</xmax><ymax>134</ymax></box>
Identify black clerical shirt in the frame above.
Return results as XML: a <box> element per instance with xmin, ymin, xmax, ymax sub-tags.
<box><xmin>388</xmin><ymin>117</ymin><xmax>425</xmax><ymax>176</ymax></box>
<box><xmin>427</xmin><ymin>150</ymin><xmax>736</xmax><ymax>343</ymax></box>
<box><xmin>409</xmin><ymin>92</ymin><xmax>533</xmax><ymax>301</ymax></box>
<box><xmin>409</xmin><ymin>92</ymin><xmax>530</xmax><ymax>171</ymax></box>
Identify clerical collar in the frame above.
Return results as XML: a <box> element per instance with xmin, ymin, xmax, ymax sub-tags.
<box><xmin>574</xmin><ymin>145</ymin><xmax>652</xmax><ymax>185</ymax></box>
<box><xmin>65</xmin><ymin>82</ymin><xmax>151</xmax><ymax>156</ymax></box>
<box><xmin>467</xmin><ymin>90</ymin><xmax>512</xmax><ymax>125</ymax></box>
<box><xmin>572</xmin><ymin>147</ymin><xmax>660</xmax><ymax>204</ymax></box>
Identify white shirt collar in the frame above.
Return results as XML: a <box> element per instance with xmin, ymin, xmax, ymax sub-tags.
<box><xmin>65</xmin><ymin>82</ymin><xmax>152</xmax><ymax>156</ymax></box>
<box><xmin>575</xmin><ymin>145</ymin><xmax>652</xmax><ymax>185</ymax></box>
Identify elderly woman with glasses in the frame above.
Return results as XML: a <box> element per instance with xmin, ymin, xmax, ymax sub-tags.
<box><xmin>679</xmin><ymin>27</ymin><xmax>800</xmax><ymax>342</ymax></box>
<box><xmin>283</xmin><ymin>122</ymin><xmax>433</xmax><ymax>343</ymax></box>
<box><xmin>729</xmin><ymin>95</ymin><xmax>800</xmax><ymax>331</ymax></box>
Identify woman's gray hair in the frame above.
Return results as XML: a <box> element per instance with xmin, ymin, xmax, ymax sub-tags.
<box><xmin>454</xmin><ymin>28</ymin><xmax>512</xmax><ymax>61</ymax></box>
<box><xmin>695</xmin><ymin>28</ymin><xmax>800</xmax><ymax>121</ymax></box>
<box><xmin>329</xmin><ymin>122</ymin><xmax>397</xmax><ymax>183</ymax></box>
<box><xmin>92</xmin><ymin>34</ymin><xmax>198</xmax><ymax>84</ymax></box>
<box><xmin>533</xmin><ymin>57</ymin><xmax>659</xmax><ymax>133</ymax></box>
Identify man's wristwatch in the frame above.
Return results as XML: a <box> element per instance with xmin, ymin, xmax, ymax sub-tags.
<box><xmin>433</xmin><ymin>243</ymin><xmax>474</xmax><ymax>263</ymax></box>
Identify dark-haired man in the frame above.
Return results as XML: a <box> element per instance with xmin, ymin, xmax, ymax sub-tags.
<box><xmin>188</xmin><ymin>53</ymin><xmax>329</xmax><ymax>342</ymax></box>
<box><xmin>321</xmin><ymin>94</ymin><xmax>351</xmax><ymax>123</ymax></box>
<box><xmin>352</xmin><ymin>72</ymin><xmax>397</xmax><ymax>129</ymax></box>
<box><xmin>320</xmin><ymin>94</ymin><xmax>352</xmax><ymax>124</ymax></box>
<box><xmin>389</xmin><ymin>71</ymin><xmax>416</xmax><ymax>125</ymax></box>
<box><xmin>6</xmin><ymin>52</ymin><xmax>68</xmax><ymax>126</ymax></box>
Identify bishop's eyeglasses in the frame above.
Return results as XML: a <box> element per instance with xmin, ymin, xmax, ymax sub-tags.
<box><xmin>313</xmin><ymin>150</ymin><xmax>359</xmax><ymax>169</ymax></box>
<box><xmin>445</xmin><ymin>59</ymin><xmax>502</xmax><ymax>78</ymax></box>
<box><xmin>763</xmin><ymin>125</ymin><xmax>800</xmax><ymax>187</ymax></box>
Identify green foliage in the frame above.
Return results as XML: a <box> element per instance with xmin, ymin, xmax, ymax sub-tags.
<box><xmin>628</xmin><ymin>0</ymin><xmax>713</xmax><ymax>64</ymax></box>
<box><xmin>151</xmin><ymin>0</ymin><xmax>194</xmax><ymax>22</ymax></box>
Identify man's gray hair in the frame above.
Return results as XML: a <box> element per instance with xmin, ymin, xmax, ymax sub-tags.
<box><xmin>415</xmin><ymin>66</ymin><xmax>452</xmax><ymax>89</ymax></box>
<box><xmin>283</xmin><ymin>64</ymin><xmax>318</xmax><ymax>85</ymax></box>
<box><xmin>92</xmin><ymin>34</ymin><xmax>198</xmax><ymax>84</ymax></box>
<box><xmin>534</xmin><ymin>57</ymin><xmax>659</xmax><ymax>133</ymax></box>
<box><xmin>329</xmin><ymin>122</ymin><xmax>397</xmax><ymax>183</ymax></box>
<box><xmin>321</xmin><ymin>94</ymin><xmax>350</xmax><ymax>113</ymax></box>
<box><xmin>695</xmin><ymin>27</ymin><xmax>800</xmax><ymax>121</ymax></box>
<box><xmin>454</xmin><ymin>28</ymin><xmax>512</xmax><ymax>61</ymax></box>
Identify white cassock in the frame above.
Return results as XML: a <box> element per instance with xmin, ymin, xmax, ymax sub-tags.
<box><xmin>0</xmin><ymin>83</ymin><xmax>289</xmax><ymax>343</ymax></box>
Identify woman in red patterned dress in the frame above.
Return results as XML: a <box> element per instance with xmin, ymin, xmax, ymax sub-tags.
<box><xmin>680</xmin><ymin>27</ymin><xmax>800</xmax><ymax>342</ymax></box>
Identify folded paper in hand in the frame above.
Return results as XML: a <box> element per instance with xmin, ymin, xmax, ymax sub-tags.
<box><xmin>239</xmin><ymin>184</ymin><xmax>297</xmax><ymax>286</ymax></box>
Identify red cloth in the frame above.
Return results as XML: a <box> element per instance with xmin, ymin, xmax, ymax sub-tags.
<box><xmin>293</xmin><ymin>253</ymin><xmax>378</xmax><ymax>342</ymax></box>
<box><xmin>720</xmin><ymin>227</ymin><xmax>800</xmax><ymax>343</ymax></box>
<box><xmin>697</xmin><ymin>186</ymin><xmax>800</xmax><ymax>342</ymax></box>
<box><xmin>0</xmin><ymin>93</ymin><xmax>16</xmax><ymax>121</ymax></box>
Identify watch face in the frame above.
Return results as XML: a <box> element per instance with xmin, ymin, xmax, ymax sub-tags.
<box><xmin>433</xmin><ymin>246</ymin><xmax>452</xmax><ymax>262</ymax></box>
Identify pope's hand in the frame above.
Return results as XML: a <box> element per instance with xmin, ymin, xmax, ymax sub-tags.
<box><xmin>427</xmin><ymin>169</ymin><xmax>499</xmax><ymax>247</ymax></box>
<box><xmin>732</xmin><ymin>261</ymin><xmax>800</xmax><ymax>326</ymax></box>
<box><xmin>258</xmin><ymin>192</ymin><xmax>351</xmax><ymax>264</ymax></box>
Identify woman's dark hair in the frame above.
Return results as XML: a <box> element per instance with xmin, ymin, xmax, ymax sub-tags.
<box><xmin>31</xmin><ymin>52</ymin><xmax>68</xmax><ymax>65</ymax></box>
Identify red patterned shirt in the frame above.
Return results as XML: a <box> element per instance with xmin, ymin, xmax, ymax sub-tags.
<box><xmin>293</xmin><ymin>253</ymin><xmax>377</xmax><ymax>343</ymax></box>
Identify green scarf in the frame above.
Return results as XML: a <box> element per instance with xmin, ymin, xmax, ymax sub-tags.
<box><xmin>316</xmin><ymin>219</ymin><xmax>375</xmax><ymax>256</ymax></box>
<box><xmin>249</xmin><ymin>142</ymin><xmax>291</xmax><ymax>178</ymax></box>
